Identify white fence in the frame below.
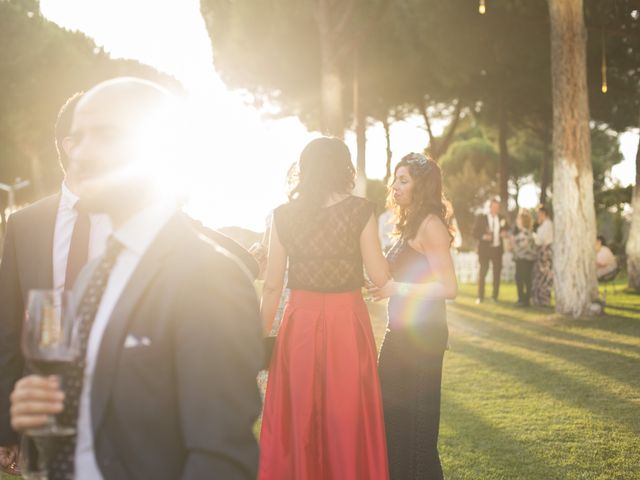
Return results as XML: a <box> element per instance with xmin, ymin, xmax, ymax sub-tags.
<box><xmin>453</xmin><ymin>251</ymin><xmax>516</xmax><ymax>284</ymax></box>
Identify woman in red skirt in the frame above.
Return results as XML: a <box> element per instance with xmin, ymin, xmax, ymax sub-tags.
<box><xmin>259</xmin><ymin>137</ymin><xmax>390</xmax><ymax>480</ymax></box>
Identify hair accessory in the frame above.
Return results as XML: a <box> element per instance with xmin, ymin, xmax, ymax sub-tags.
<box><xmin>402</xmin><ymin>152</ymin><xmax>433</xmax><ymax>173</ymax></box>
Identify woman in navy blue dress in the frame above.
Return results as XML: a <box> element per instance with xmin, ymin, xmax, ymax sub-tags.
<box><xmin>370</xmin><ymin>153</ymin><xmax>458</xmax><ymax>480</ymax></box>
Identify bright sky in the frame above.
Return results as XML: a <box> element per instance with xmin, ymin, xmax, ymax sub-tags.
<box><xmin>40</xmin><ymin>0</ymin><xmax>637</xmax><ymax>231</ymax></box>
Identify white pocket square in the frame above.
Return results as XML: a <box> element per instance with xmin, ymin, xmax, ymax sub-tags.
<box><xmin>124</xmin><ymin>334</ymin><xmax>152</xmax><ymax>348</ymax></box>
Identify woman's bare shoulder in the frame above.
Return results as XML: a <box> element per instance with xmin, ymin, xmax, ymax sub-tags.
<box><xmin>417</xmin><ymin>214</ymin><xmax>450</xmax><ymax>247</ymax></box>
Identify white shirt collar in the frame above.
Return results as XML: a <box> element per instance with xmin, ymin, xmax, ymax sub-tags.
<box><xmin>113</xmin><ymin>202</ymin><xmax>177</xmax><ymax>257</ymax></box>
<box><xmin>60</xmin><ymin>181</ymin><xmax>79</xmax><ymax>210</ymax></box>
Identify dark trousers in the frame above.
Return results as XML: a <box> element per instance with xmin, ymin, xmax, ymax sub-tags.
<box><xmin>379</xmin><ymin>326</ymin><xmax>447</xmax><ymax>480</ymax></box>
<box><xmin>478</xmin><ymin>246</ymin><xmax>502</xmax><ymax>300</ymax></box>
<box><xmin>515</xmin><ymin>259</ymin><xmax>534</xmax><ymax>306</ymax></box>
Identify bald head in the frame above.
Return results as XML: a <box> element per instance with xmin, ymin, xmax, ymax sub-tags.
<box><xmin>75</xmin><ymin>77</ymin><xmax>172</xmax><ymax>124</ymax></box>
<box><xmin>65</xmin><ymin>77</ymin><xmax>177</xmax><ymax>218</ymax></box>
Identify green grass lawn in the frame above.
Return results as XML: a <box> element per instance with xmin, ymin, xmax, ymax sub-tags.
<box><xmin>432</xmin><ymin>281</ymin><xmax>640</xmax><ymax>480</ymax></box>
<box><xmin>4</xmin><ymin>281</ymin><xmax>638</xmax><ymax>480</ymax></box>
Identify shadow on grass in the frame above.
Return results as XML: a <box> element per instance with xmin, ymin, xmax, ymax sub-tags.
<box><xmin>563</xmin><ymin>313</ymin><xmax>640</xmax><ymax>338</ymax></box>
<box><xmin>451</xmin><ymin>336</ymin><xmax>639</xmax><ymax>432</ymax></box>
<box><xmin>451</xmin><ymin>300</ymin><xmax>640</xmax><ymax>355</ymax></box>
<box><xmin>440</xmin><ymin>396</ymin><xmax>566</xmax><ymax>480</ymax></box>
<box><xmin>448</xmin><ymin>303</ymin><xmax>640</xmax><ymax>413</ymax></box>
<box><xmin>604</xmin><ymin>303</ymin><xmax>640</xmax><ymax>314</ymax></box>
<box><xmin>458</xmin><ymin>284</ymin><xmax>640</xmax><ymax>337</ymax></box>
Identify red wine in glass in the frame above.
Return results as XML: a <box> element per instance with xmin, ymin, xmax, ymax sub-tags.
<box><xmin>22</xmin><ymin>290</ymin><xmax>80</xmax><ymax>438</ymax></box>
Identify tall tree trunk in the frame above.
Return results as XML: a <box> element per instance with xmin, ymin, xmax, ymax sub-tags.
<box><xmin>626</xmin><ymin>125</ymin><xmax>640</xmax><ymax>291</ymax></box>
<box><xmin>421</xmin><ymin>99</ymin><xmax>437</xmax><ymax>156</ymax></box>
<box><xmin>498</xmin><ymin>100</ymin><xmax>510</xmax><ymax>213</ymax></box>
<box><xmin>382</xmin><ymin>117</ymin><xmax>392</xmax><ymax>184</ymax></box>
<box><xmin>540</xmin><ymin>123</ymin><xmax>551</xmax><ymax>205</ymax></box>
<box><xmin>435</xmin><ymin>101</ymin><xmax>463</xmax><ymax>160</ymax></box>
<box><xmin>420</xmin><ymin>100</ymin><xmax>462</xmax><ymax>161</ymax></box>
<box><xmin>321</xmin><ymin>56</ymin><xmax>344</xmax><ymax>138</ymax></box>
<box><xmin>313</xmin><ymin>0</ymin><xmax>384</xmax><ymax>138</ymax></box>
<box><xmin>314</xmin><ymin>0</ymin><xmax>347</xmax><ymax>138</ymax></box>
<box><xmin>548</xmin><ymin>0</ymin><xmax>598</xmax><ymax>317</ymax></box>
<box><xmin>352</xmin><ymin>50</ymin><xmax>366</xmax><ymax>196</ymax></box>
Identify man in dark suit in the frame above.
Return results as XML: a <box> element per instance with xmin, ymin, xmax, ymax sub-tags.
<box><xmin>10</xmin><ymin>77</ymin><xmax>262</xmax><ymax>479</ymax></box>
<box><xmin>189</xmin><ymin>218</ymin><xmax>260</xmax><ymax>280</ymax></box>
<box><xmin>0</xmin><ymin>93</ymin><xmax>259</xmax><ymax>474</ymax></box>
<box><xmin>473</xmin><ymin>197</ymin><xmax>508</xmax><ymax>303</ymax></box>
<box><xmin>0</xmin><ymin>92</ymin><xmax>115</xmax><ymax>474</ymax></box>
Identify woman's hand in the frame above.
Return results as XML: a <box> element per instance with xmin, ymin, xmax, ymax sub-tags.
<box><xmin>368</xmin><ymin>279</ymin><xmax>399</xmax><ymax>301</ymax></box>
<box><xmin>249</xmin><ymin>242</ymin><xmax>268</xmax><ymax>278</ymax></box>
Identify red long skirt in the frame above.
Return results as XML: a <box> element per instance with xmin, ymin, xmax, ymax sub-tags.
<box><xmin>259</xmin><ymin>289</ymin><xmax>389</xmax><ymax>480</ymax></box>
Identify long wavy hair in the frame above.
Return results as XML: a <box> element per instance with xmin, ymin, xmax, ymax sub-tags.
<box><xmin>289</xmin><ymin>137</ymin><xmax>355</xmax><ymax>211</ymax></box>
<box><xmin>388</xmin><ymin>153</ymin><xmax>455</xmax><ymax>243</ymax></box>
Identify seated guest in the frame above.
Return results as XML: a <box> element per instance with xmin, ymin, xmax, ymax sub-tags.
<box><xmin>596</xmin><ymin>235</ymin><xmax>618</xmax><ymax>279</ymax></box>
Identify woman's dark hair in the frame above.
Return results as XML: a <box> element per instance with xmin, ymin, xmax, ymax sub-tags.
<box><xmin>597</xmin><ymin>235</ymin><xmax>607</xmax><ymax>246</ymax></box>
<box><xmin>537</xmin><ymin>204</ymin><xmax>550</xmax><ymax>216</ymax></box>
<box><xmin>289</xmin><ymin>137</ymin><xmax>355</xmax><ymax>209</ymax></box>
<box><xmin>388</xmin><ymin>153</ymin><xmax>455</xmax><ymax>243</ymax></box>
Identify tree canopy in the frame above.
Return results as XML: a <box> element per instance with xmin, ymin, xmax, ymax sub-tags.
<box><xmin>0</xmin><ymin>0</ymin><xmax>182</xmax><ymax>203</ymax></box>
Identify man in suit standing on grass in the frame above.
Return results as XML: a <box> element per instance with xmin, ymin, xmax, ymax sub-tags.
<box><xmin>0</xmin><ymin>93</ymin><xmax>113</xmax><ymax>475</ymax></box>
<box><xmin>473</xmin><ymin>197</ymin><xmax>508</xmax><ymax>304</ymax></box>
<box><xmin>9</xmin><ymin>77</ymin><xmax>263</xmax><ymax>479</ymax></box>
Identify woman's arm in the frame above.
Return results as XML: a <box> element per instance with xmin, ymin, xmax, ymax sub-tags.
<box><xmin>360</xmin><ymin>213</ymin><xmax>391</xmax><ymax>288</ymax></box>
<box><xmin>370</xmin><ymin>216</ymin><xmax>457</xmax><ymax>300</ymax></box>
<box><xmin>260</xmin><ymin>219</ymin><xmax>287</xmax><ymax>334</ymax></box>
<box><xmin>535</xmin><ymin>220</ymin><xmax>553</xmax><ymax>246</ymax></box>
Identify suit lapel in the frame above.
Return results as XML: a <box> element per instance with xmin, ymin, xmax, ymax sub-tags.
<box><xmin>22</xmin><ymin>195</ymin><xmax>59</xmax><ymax>297</ymax></box>
<box><xmin>90</xmin><ymin>213</ymin><xmax>184</xmax><ymax>434</ymax></box>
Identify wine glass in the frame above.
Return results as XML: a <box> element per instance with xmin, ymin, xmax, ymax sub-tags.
<box><xmin>21</xmin><ymin>289</ymin><xmax>80</xmax><ymax>437</ymax></box>
<box><xmin>18</xmin><ymin>434</ymin><xmax>47</xmax><ymax>480</ymax></box>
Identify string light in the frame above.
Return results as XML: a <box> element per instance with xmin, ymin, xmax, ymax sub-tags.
<box><xmin>479</xmin><ymin>0</ymin><xmax>486</xmax><ymax>15</ymax></box>
<box><xmin>601</xmin><ymin>31</ymin><xmax>608</xmax><ymax>93</ymax></box>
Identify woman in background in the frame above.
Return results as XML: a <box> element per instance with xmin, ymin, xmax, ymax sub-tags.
<box><xmin>259</xmin><ymin>137</ymin><xmax>390</xmax><ymax>480</ymax></box>
<box><xmin>511</xmin><ymin>209</ymin><xmax>537</xmax><ymax>307</ymax></box>
<box><xmin>532</xmin><ymin>204</ymin><xmax>553</xmax><ymax>306</ymax></box>
<box><xmin>370</xmin><ymin>153</ymin><xmax>457</xmax><ymax>480</ymax></box>
<box><xmin>596</xmin><ymin>235</ymin><xmax>618</xmax><ymax>280</ymax></box>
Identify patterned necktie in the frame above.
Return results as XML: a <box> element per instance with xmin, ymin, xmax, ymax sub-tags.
<box><xmin>65</xmin><ymin>201</ymin><xmax>91</xmax><ymax>291</ymax></box>
<box><xmin>48</xmin><ymin>236</ymin><xmax>124</xmax><ymax>480</ymax></box>
<box><xmin>490</xmin><ymin>215</ymin><xmax>498</xmax><ymax>246</ymax></box>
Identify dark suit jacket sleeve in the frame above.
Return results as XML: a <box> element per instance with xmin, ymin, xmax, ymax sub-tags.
<box><xmin>188</xmin><ymin>219</ymin><xmax>259</xmax><ymax>280</ymax></box>
<box><xmin>472</xmin><ymin>214</ymin><xmax>487</xmax><ymax>242</ymax></box>
<box><xmin>203</xmin><ymin>230</ymin><xmax>260</xmax><ymax>280</ymax></box>
<box><xmin>0</xmin><ymin>216</ymin><xmax>25</xmax><ymax>446</ymax></box>
<box><xmin>175</xmin><ymin>251</ymin><xmax>263</xmax><ymax>480</ymax></box>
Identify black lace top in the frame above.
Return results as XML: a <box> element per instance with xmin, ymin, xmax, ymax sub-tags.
<box><xmin>273</xmin><ymin>196</ymin><xmax>375</xmax><ymax>293</ymax></box>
